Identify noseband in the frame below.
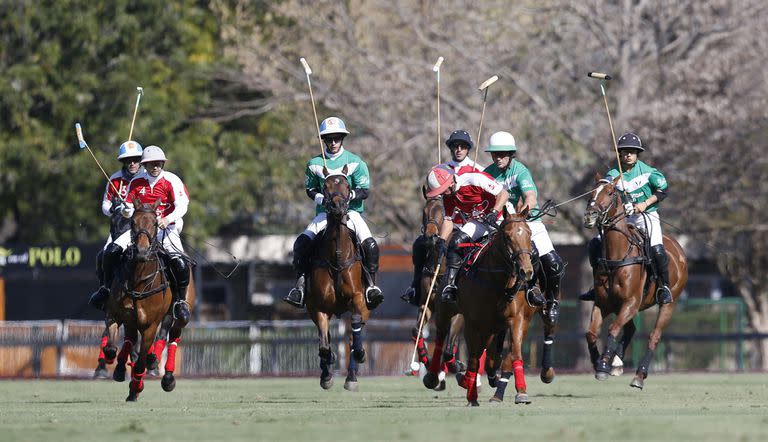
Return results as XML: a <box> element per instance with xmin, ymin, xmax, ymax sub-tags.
<box><xmin>586</xmin><ymin>183</ymin><xmax>622</xmax><ymax>228</ymax></box>
<box><xmin>130</xmin><ymin>206</ymin><xmax>159</xmax><ymax>251</ymax></box>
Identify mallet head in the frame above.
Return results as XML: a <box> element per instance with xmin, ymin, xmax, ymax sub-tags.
<box><xmin>300</xmin><ymin>57</ymin><xmax>312</xmax><ymax>75</ymax></box>
<box><xmin>478</xmin><ymin>75</ymin><xmax>499</xmax><ymax>91</ymax></box>
<box><xmin>136</xmin><ymin>86</ymin><xmax>144</xmax><ymax>95</ymax></box>
<box><xmin>75</xmin><ymin>123</ymin><xmax>87</xmax><ymax>149</ymax></box>
<box><xmin>433</xmin><ymin>56</ymin><xmax>444</xmax><ymax>72</ymax></box>
<box><xmin>587</xmin><ymin>72</ymin><xmax>612</xmax><ymax>80</ymax></box>
<box><xmin>410</xmin><ymin>361</ymin><xmax>420</xmax><ymax>371</ymax></box>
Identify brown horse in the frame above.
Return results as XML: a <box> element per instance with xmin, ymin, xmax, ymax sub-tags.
<box><xmin>409</xmin><ymin>193</ymin><xmax>465</xmax><ymax>384</ymax></box>
<box><xmin>582</xmin><ymin>175</ymin><xmax>688</xmax><ymax>389</ymax></box>
<box><xmin>307</xmin><ymin>166</ymin><xmax>369</xmax><ymax>391</ymax></box>
<box><xmin>104</xmin><ymin>200</ymin><xmax>173</xmax><ymax>401</ymax></box>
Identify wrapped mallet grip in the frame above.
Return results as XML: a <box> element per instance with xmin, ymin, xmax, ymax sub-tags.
<box><xmin>588</xmin><ymin>72</ymin><xmax>612</xmax><ymax>80</ymax></box>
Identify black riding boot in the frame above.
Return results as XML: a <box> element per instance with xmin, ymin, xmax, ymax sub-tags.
<box><xmin>579</xmin><ymin>237</ymin><xmax>602</xmax><ymax>302</ymax></box>
<box><xmin>402</xmin><ymin>236</ymin><xmax>428</xmax><ymax>305</ymax></box>
<box><xmin>361</xmin><ymin>237</ymin><xmax>384</xmax><ymax>309</ymax></box>
<box><xmin>440</xmin><ymin>232</ymin><xmax>469</xmax><ymax>304</ymax></box>
<box><xmin>170</xmin><ymin>256</ymin><xmax>191</xmax><ymax>324</ymax></box>
<box><xmin>89</xmin><ymin>244</ymin><xmax>122</xmax><ymax>311</ymax></box>
<box><xmin>652</xmin><ymin>244</ymin><xmax>673</xmax><ymax>305</ymax></box>
<box><xmin>284</xmin><ymin>234</ymin><xmax>314</xmax><ymax>308</ymax></box>
<box><xmin>540</xmin><ymin>251</ymin><xmax>565</xmax><ymax>325</ymax></box>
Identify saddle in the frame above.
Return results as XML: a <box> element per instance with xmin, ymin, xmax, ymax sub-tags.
<box><xmin>596</xmin><ymin>225</ymin><xmax>659</xmax><ymax>295</ymax></box>
<box><xmin>310</xmin><ymin>228</ymin><xmax>362</xmax><ymax>271</ymax></box>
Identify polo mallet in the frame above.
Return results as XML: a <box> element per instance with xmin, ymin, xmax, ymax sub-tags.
<box><xmin>300</xmin><ymin>57</ymin><xmax>328</xmax><ymax>169</ymax></box>
<box><xmin>588</xmin><ymin>72</ymin><xmax>627</xmax><ymax>193</ymax></box>
<box><xmin>127</xmin><ymin>86</ymin><xmax>144</xmax><ymax>141</ymax></box>
<box><xmin>474</xmin><ymin>75</ymin><xmax>500</xmax><ymax>166</ymax></box>
<box><xmin>75</xmin><ymin>123</ymin><xmax>123</xmax><ymax>201</ymax></box>
<box><xmin>409</xmin><ymin>263</ymin><xmax>441</xmax><ymax>371</ymax></box>
<box><xmin>433</xmin><ymin>56</ymin><xmax>444</xmax><ymax>163</ymax></box>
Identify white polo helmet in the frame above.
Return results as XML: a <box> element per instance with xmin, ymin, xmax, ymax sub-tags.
<box><xmin>319</xmin><ymin>117</ymin><xmax>350</xmax><ymax>136</ymax></box>
<box><xmin>484</xmin><ymin>131</ymin><xmax>517</xmax><ymax>152</ymax></box>
<box><xmin>140</xmin><ymin>145</ymin><xmax>167</xmax><ymax>164</ymax></box>
<box><xmin>117</xmin><ymin>140</ymin><xmax>143</xmax><ymax>160</ymax></box>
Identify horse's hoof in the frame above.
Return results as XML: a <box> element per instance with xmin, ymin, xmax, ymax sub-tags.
<box><xmin>489</xmin><ymin>396</ymin><xmax>503</xmax><ymax>403</ymax></box>
<box><xmin>113</xmin><ymin>364</ymin><xmax>126</xmax><ymax>382</ymax></box>
<box><xmin>433</xmin><ymin>380</ymin><xmax>446</xmax><ymax>391</ymax></box>
<box><xmin>93</xmin><ymin>366</ymin><xmax>109</xmax><ymax>379</ymax></box>
<box><xmin>320</xmin><ymin>377</ymin><xmax>334</xmax><ymax>390</ymax></box>
<box><xmin>630</xmin><ymin>377</ymin><xmax>644</xmax><ymax>390</ymax></box>
<box><xmin>487</xmin><ymin>374</ymin><xmax>498</xmax><ymax>389</ymax></box>
<box><xmin>352</xmin><ymin>349</ymin><xmax>366</xmax><ymax>364</ymax></box>
<box><xmin>161</xmin><ymin>372</ymin><xmax>176</xmax><ymax>392</ymax></box>
<box><xmin>540</xmin><ymin>367</ymin><xmax>555</xmax><ymax>384</ymax></box>
<box><xmin>467</xmin><ymin>400</ymin><xmax>480</xmax><ymax>407</ymax></box>
<box><xmin>422</xmin><ymin>372</ymin><xmax>439</xmax><ymax>390</ymax></box>
<box><xmin>514</xmin><ymin>393</ymin><xmax>531</xmax><ymax>404</ymax></box>
<box><xmin>343</xmin><ymin>380</ymin><xmax>359</xmax><ymax>392</ymax></box>
<box><xmin>595</xmin><ymin>371</ymin><xmax>610</xmax><ymax>381</ymax></box>
<box><xmin>610</xmin><ymin>366</ymin><xmax>624</xmax><ymax>377</ymax></box>
<box><xmin>611</xmin><ymin>356</ymin><xmax>624</xmax><ymax>376</ymax></box>
<box><xmin>125</xmin><ymin>393</ymin><xmax>138</xmax><ymax>402</ymax></box>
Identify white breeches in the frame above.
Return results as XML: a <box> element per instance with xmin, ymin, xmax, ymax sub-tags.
<box><xmin>113</xmin><ymin>219</ymin><xmax>185</xmax><ymax>257</ymax></box>
<box><xmin>458</xmin><ymin>220</ymin><xmax>493</xmax><ymax>241</ymax></box>
<box><xmin>528</xmin><ymin>220</ymin><xmax>555</xmax><ymax>255</ymax></box>
<box><xmin>102</xmin><ymin>234</ymin><xmax>114</xmax><ymax>251</ymax></box>
<box><xmin>303</xmin><ymin>211</ymin><xmax>373</xmax><ymax>243</ymax></box>
<box><xmin>627</xmin><ymin>211</ymin><xmax>663</xmax><ymax>246</ymax></box>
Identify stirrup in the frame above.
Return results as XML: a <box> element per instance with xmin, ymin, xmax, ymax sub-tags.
<box><xmin>283</xmin><ymin>287</ymin><xmax>305</xmax><ymax>308</ymax></box>
<box><xmin>440</xmin><ymin>285</ymin><xmax>457</xmax><ymax>304</ymax></box>
<box><xmin>173</xmin><ymin>300</ymin><xmax>190</xmax><ymax>320</ymax></box>
<box><xmin>88</xmin><ymin>286</ymin><xmax>110</xmax><ymax>311</ymax></box>
<box><xmin>365</xmin><ymin>285</ymin><xmax>384</xmax><ymax>309</ymax></box>
<box><xmin>400</xmin><ymin>286</ymin><xmax>417</xmax><ymax>306</ymax></box>
<box><xmin>656</xmin><ymin>285</ymin><xmax>673</xmax><ymax>305</ymax></box>
<box><xmin>525</xmin><ymin>286</ymin><xmax>545</xmax><ymax>307</ymax></box>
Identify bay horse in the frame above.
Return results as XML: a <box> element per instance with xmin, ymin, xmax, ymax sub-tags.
<box><xmin>307</xmin><ymin>165</ymin><xmax>369</xmax><ymax>391</ymax></box>
<box><xmin>582</xmin><ymin>175</ymin><xmax>688</xmax><ymax>389</ymax></box>
<box><xmin>104</xmin><ymin>199</ymin><xmax>172</xmax><ymax>401</ymax></box>
<box><xmin>409</xmin><ymin>192</ymin><xmax>464</xmax><ymax>384</ymax></box>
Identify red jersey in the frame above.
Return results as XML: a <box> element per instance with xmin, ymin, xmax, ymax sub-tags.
<box><xmin>444</xmin><ymin>158</ymin><xmax>483</xmax><ymax>176</ymax></box>
<box><xmin>101</xmin><ymin>170</ymin><xmax>133</xmax><ymax>216</ymax></box>
<box><xmin>444</xmin><ymin>171</ymin><xmax>503</xmax><ymax>225</ymax></box>
<box><xmin>126</xmin><ymin>170</ymin><xmax>190</xmax><ymax>223</ymax></box>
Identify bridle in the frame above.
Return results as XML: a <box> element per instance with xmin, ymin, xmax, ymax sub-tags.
<box><xmin>421</xmin><ymin>196</ymin><xmax>443</xmax><ymax>236</ymax></box>
<box><xmin>130</xmin><ymin>205</ymin><xmax>159</xmax><ymax>252</ymax></box>
<box><xmin>585</xmin><ymin>181</ymin><xmax>624</xmax><ymax>229</ymax></box>
<box><xmin>323</xmin><ymin>174</ymin><xmax>351</xmax><ymax>219</ymax></box>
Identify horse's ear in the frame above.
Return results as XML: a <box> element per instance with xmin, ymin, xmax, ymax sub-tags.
<box><xmin>519</xmin><ymin>205</ymin><xmax>530</xmax><ymax>218</ymax></box>
<box><xmin>322</xmin><ymin>166</ymin><xmax>329</xmax><ymax>178</ymax></box>
<box><xmin>421</xmin><ymin>184</ymin><xmax>428</xmax><ymax>200</ymax></box>
<box><xmin>153</xmin><ymin>199</ymin><xmax>162</xmax><ymax>209</ymax></box>
<box><xmin>341</xmin><ymin>164</ymin><xmax>349</xmax><ymax>176</ymax></box>
<box><xmin>131</xmin><ymin>196</ymin><xmax>139</xmax><ymax>207</ymax></box>
<box><xmin>502</xmin><ymin>204</ymin><xmax>511</xmax><ymax>219</ymax></box>
<box><xmin>594</xmin><ymin>172</ymin><xmax>602</xmax><ymax>183</ymax></box>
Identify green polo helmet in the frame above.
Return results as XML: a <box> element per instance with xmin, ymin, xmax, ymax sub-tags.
<box><xmin>484</xmin><ymin>131</ymin><xmax>517</xmax><ymax>152</ymax></box>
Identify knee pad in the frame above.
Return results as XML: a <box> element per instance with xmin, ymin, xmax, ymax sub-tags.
<box><xmin>361</xmin><ymin>237</ymin><xmax>379</xmax><ymax>273</ymax></box>
<box><xmin>541</xmin><ymin>251</ymin><xmax>565</xmax><ymax>278</ymax></box>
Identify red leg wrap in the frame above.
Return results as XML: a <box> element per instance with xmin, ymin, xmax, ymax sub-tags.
<box><xmin>148</xmin><ymin>341</ymin><xmax>156</xmax><ymax>356</ymax></box>
<box><xmin>165</xmin><ymin>339</ymin><xmax>180</xmax><ymax>372</ymax></box>
<box><xmin>131</xmin><ymin>368</ymin><xmax>146</xmax><ymax>393</ymax></box>
<box><xmin>427</xmin><ymin>337</ymin><xmax>444</xmax><ymax>374</ymax></box>
<box><xmin>98</xmin><ymin>335</ymin><xmax>108</xmax><ymax>359</ymax></box>
<box><xmin>478</xmin><ymin>350</ymin><xmax>487</xmax><ymax>375</ymax></box>
<box><xmin>466</xmin><ymin>370</ymin><xmax>478</xmax><ymax>402</ymax></box>
<box><xmin>154</xmin><ymin>339</ymin><xmax>167</xmax><ymax>361</ymax></box>
<box><xmin>417</xmin><ymin>338</ymin><xmax>428</xmax><ymax>364</ymax></box>
<box><xmin>513</xmin><ymin>359</ymin><xmax>526</xmax><ymax>391</ymax></box>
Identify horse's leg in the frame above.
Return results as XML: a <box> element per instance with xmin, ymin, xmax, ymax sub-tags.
<box><xmin>126</xmin><ymin>322</ymin><xmax>158</xmax><ymax>402</ymax></box>
<box><xmin>611</xmin><ymin>319</ymin><xmax>636</xmax><ymax>377</ymax></box>
<box><xmin>103</xmin><ymin>322</ymin><xmax>119</xmax><ymax>364</ymax></box>
<box><xmin>344</xmin><ymin>308</ymin><xmax>368</xmax><ymax>392</ymax></box>
<box><xmin>456</xmin><ymin>324</ymin><xmax>486</xmax><ymax>407</ymax></box>
<box><xmin>148</xmin><ymin>314</ymin><xmax>172</xmax><ymax>376</ymax></box>
<box><xmin>409</xmin><ymin>303</ymin><xmax>432</xmax><ymax>375</ymax></box>
<box><xmin>312</xmin><ymin>309</ymin><xmax>334</xmax><ymax>390</ymax></box>
<box><xmin>595</xmin><ymin>299</ymin><xmax>640</xmax><ymax>380</ymax></box>
<box><xmin>485</xmin><ymin>329</ymin><xmax>506</xmax><ymax>388</ymax></box>
<box><xmin>161</xmin><ymin>322</ymin><xmax>182</xmax><ymax>392</ymax></box>
<box><xmin>113</xmin><ymin>326</ymin><xmax>136</xmax><ymax>383</ymax></box>
<box><xmin>540</xmin><ymin>314</ymin><xmax>556</xmax><ymax>384</ymax></box>
<box><xmin>585</xmin><ymin>304</ymin><xmax>605</xmax><ymax>371</ymax></box>
<box><xmin>631</xmin><ymin>303</ymin><xmax>675</xmax><ymax>389</ymax></box>
<box><xmin>511</xmin><ymin>313</ymin><xmax>533</xmax><ymax>404</ymax></box>
<box><xmin>423</xmin><ymin>303</ymin><xmax>452</xmax><ymax>389</ymax></box>
<box><xmin>444</xmin><ymin>313</ymin><xmax>465</xmax><ymax>374</ymax></box>
<box><xmin>490</xmin><ymin>351</ymin><xmax>515</xmax><ymax>403</ymax></box>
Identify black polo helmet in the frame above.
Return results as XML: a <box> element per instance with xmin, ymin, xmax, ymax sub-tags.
<box><xmin>445</xmin><ymin>130</ymin><xmax>474</xmax><ymax>150</ymax></box>
<box><xmin>617</xmin><ymin>132</ymin><xmax>644</xmax><ymax>152</ymax></box>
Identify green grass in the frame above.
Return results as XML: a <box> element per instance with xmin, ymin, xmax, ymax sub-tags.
<box><xmin>1</xmin><ymin>374</ymin><xmax>767</xmax><ymax>441</ymax></box>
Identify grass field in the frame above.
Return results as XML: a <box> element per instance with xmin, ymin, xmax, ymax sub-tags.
<box><xmin>1</xmin><ymin>373</ymin><xmax>767</xmax><ymax>441</ymax></box>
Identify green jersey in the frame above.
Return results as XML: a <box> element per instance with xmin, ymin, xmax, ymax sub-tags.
<box><xmin>305</xmin><ymin>148</ymin><xmax>371</xmax><ymax>214</ymax></box>
<box><xmin>484</xmin><ymin>160</ymin><xmax>539</xmax><ymax>209</ymax></box>
<box><xmin>606</xmin><ymin>160</ymin><xmax>667</xmax><ymax>213</ymax></box>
